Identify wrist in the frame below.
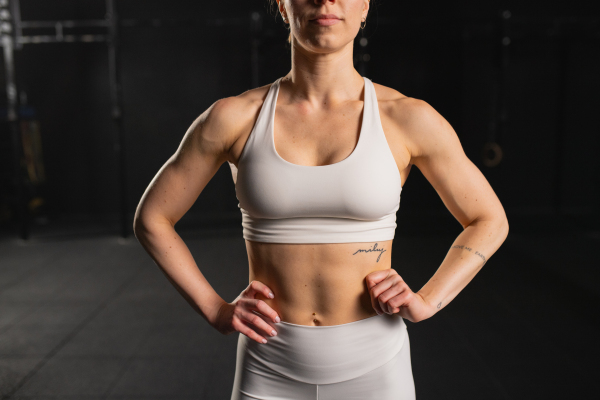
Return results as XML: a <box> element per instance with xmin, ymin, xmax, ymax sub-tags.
<box><xmin>202</xmin><ymin>297</ymin><xmax>228</xmax><ymax>327</ymax></box>
<box><xmin>416</xmin><ymin>290</ymin><xmax>439</xmax><ymax>318</ymax></box>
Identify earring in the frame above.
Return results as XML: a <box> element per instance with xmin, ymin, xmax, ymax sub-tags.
<box><xmin>361</xmin><ymin>18</ymin><xmax>367</xmax><ymax>29</ymax></box>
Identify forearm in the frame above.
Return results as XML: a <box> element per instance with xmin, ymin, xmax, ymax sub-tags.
<box><xmin>133</xmin><ymin>217</ymin><xmax>227</xmax><ymax>325</ymax></box>
<box><xmin>417</xmin><ymin>217</ymin><xmax>508</xmax><ymax>318</ymax></box>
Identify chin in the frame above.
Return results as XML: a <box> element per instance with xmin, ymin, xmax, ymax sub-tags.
<box><xmin>301</xmin><ymin>34</ymin><xmax>350</xmax><ymax>52</ymax></box>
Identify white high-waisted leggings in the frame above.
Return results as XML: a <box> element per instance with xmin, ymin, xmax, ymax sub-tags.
<box><xmin>230</xmin><ymin>313</ymin><xmax>416</xmax><ymax>400</ymax></box>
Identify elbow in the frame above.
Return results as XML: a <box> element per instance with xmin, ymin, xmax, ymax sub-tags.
<box><xmin>468</xmin><ymin>214</ymin><xmax>509</xmax><ymax>239</ymax></box>
<box><xmin>132</xmin><ymin>206</ymin><xmax>146</xmax><ymax>239</ymax></box>
<box><xmin>133</xmin><ymin>210</ymin><xmax>174</xmax><ymax>241</ymax></box>
<box><xmin>132</xmin><ymin>216</ymin><xmax>160</xmax><ymax>250</ymax></box>
<box><xmin>498</xmin><ymin>210</ymin><xmax>509</xmax><ymax>237</ymax></box>
<box><xmin>133</xmin><ymin>214</ymin><xmax>149</xmax><ymax>241</ymax></box>
<box><xmin>494</xmin><ymin>216</ymin><xmax>510</xmax><ymax>244</ymax></box>
<box><xmin>133</xmin><ymin>210</ymin><xmax>158</xmax><ymax>241</ymax></box>
<box><xmin>491</xmin><ymin>214</ymin><xmax>509</xmax><ymax>238</ymax></box>
<box><xmin>132</xmin><ymin>218</ymin><xmax>142</xmax><ymax>239</ymax></box>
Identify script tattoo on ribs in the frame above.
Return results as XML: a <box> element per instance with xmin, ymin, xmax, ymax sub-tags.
<box><xmin>352</xmin><ymin>242</ymin><xmax>386</xmax><ymax>262</ymax></box>
<box><xmin>450</xmin><ymin>244</ymin><xmax>487</xmax><ymax>266</ymax></box>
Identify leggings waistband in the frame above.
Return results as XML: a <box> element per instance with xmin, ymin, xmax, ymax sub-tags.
<box><xmin>238</xmin><ymin>313</ymin><xmax>408</xmax><ymax>385</ymax></box>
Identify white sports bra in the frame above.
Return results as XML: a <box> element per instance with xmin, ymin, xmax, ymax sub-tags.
<box><xmin>229</xmin><ymin>76</ymin><xmax>402</xmax><ymax>244</ymax></box>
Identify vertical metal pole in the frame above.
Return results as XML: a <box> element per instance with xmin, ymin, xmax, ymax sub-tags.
<box><xmin>106</xmin><ymin>0</ymin><xmax>128</xmax><ymax>238</ymax></box>
<box><xmin>2</xmin><ymin>1</ymin><xmax>28</xmax><ymax>240</ymax></box>
<box><xmin>10</xmin><ymin>0</ymin><xmax>22</xmax><ymax>50</ymax></box>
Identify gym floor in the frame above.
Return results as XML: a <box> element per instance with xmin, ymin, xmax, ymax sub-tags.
<box><xmin>0</xmin><ymin>212</ymin><xmax>597</xmax><ymax>399</ymax></box>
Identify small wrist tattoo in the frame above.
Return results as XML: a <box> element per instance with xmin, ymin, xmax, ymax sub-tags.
<box><xmin>437</xmin><ymin>302</ymin><xmax>442</xmax><ymax>309</ymax></box>
<box><xmin>352</xmin><ymin>242</ymin><xmax>386</xmax><ymax>262</ymax></box>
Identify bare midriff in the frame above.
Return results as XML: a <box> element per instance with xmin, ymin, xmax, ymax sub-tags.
<box><xmin>245</xmin><ymin>239</ymin><xmax>394</xmax><ymax>326</ymax></box>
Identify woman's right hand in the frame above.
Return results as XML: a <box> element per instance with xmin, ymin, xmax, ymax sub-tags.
<box><xmin>211</xmin><ymin>280</ymin><xmax>281</xmax><ymax>343</ymax></box>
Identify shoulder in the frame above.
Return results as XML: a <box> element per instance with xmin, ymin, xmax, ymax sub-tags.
<box><xmin>372</xmin><ymin>81</ymin><xmax>462</xmax><ymax>163</ymax></box>
<box><xmin>187</xmin><ymin>82</ymin><xmax>274</xmax><ymax>159</ymax></box>
<box><xmin>211</xmin><ymin>83</ymin><xmax>273</xmax><ymax>127</ymax></box>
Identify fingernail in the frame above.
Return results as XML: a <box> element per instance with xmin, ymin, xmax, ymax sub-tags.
<box><xmin>275</xmin><ymin>316</ymin><xmax>281</xmax><ymax>323</ymax></box>
<box><xmin>262</xmin><ymin>338</ymin><xmax>267</xmax><ymax>343</ymax></box>
<box><xmin>268</xmin><ymin>292</ymin><xmax>274</xmax><ymax>299</ymax></box>
<box><xmin>271</xmin><ymin>330</ymin><xmax>277</xmax><ymax>336</ymax></box>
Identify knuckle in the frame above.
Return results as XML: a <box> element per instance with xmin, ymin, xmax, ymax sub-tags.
<box><xmin>241</xmin><ymin>327</ymin><xmax>253</xmax><ymax>338</ymax></box>
<box><xmin>238</xmin><ymin>311</ymin><xmax>250</xmax><ymax>323</ymax></box>
<box><xmin>251</xmin><ymin>332</ymin><xmax>263</xmax><ymax>342</ymax></box>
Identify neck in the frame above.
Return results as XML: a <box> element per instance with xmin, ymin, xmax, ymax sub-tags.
<box><xmin>282</xmin><ymin>37</ymin><xmax>364</xmax><ymax>106</ymax></box>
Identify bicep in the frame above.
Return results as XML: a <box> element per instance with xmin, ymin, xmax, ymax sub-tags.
<box><xmin>135</xmin><ymin>99</ymin><xmax>233</xmax><ymax>228</ymax></box>
<box><xmin>406</xmin><ymin>101</ymin><xmax>506</xmax><ymax>229</ymax></box>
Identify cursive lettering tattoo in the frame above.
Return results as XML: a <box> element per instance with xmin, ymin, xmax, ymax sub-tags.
<box><xmin>450</xmin><ymin>244</ymin><xmax>487</xmax><ymax>266</ymax></box>
<box><xmin>353</xmin><ymin>242</ymin><xmax>386</xmax><ymax>262</ymax></box>
<box><xmin>437</xmin><ymin>302</ymin><xmax>442</xmax><ymax>309</ymax></box>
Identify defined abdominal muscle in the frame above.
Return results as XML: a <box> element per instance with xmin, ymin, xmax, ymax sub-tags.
<box><xmin>245</xmin><ymin>239</ymin><xmax>394</xmax><ymax>326</ymax></box>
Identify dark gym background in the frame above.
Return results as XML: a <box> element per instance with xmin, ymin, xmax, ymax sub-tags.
<box><xmin>0</xmin><ymin>0</ymin><xmax>598</xmax><ymax>399</ymax></box>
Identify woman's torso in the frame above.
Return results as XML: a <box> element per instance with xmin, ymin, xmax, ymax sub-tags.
<box><xmin>227</xmin><ymin>75</ymin><xmax>413</xmax><ymax>326</ymax></box>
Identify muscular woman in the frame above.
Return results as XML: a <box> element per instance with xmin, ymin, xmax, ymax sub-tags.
<box><xmin>133</xmin><ymin>1</ymin><xmax>509</xmax><ymax>399</ymax></box>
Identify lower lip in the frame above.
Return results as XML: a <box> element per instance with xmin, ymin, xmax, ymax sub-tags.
<box><xmin>310</xmin><ymin>18</ymin><xmax>340</xmax><ymax>26</ymax></box>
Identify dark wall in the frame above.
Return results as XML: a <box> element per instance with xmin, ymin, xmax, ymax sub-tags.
<box><xmin>2</xmin><ymin>0</ymin><xmax>598</xmax><ymax>226</ymax></box>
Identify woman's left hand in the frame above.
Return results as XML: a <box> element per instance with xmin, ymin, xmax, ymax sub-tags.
<box><xmin>365</xmin><ymin>269</ymin><xmax>434</xmax><ymax>323</ymax></box>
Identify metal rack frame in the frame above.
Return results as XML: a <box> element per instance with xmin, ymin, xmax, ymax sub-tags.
<box><xmin>0</xmin><ymin>0</ymin><xmax>266</xmax><ymax>240</ymax></box>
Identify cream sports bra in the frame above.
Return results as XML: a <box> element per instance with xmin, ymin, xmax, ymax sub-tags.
<box><xmin>228</xmin><ymin>76</ymin><xmax>402</xmax><ymax>244</ymax></box>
